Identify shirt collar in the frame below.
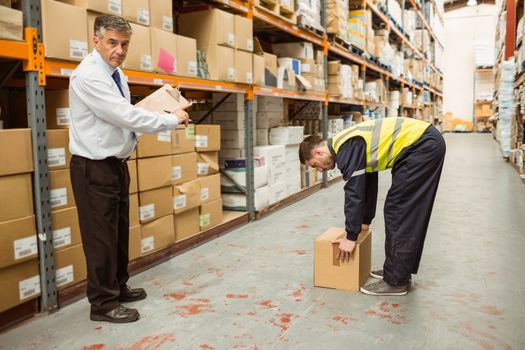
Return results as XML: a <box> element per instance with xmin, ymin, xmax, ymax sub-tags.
<box><xmin>92</xmin><ymin>49</ymin><xmax>119</xmax><ymax>77</ymax></box>
<box><xmin>327</xmin><ymin>138</ymin><xmax>336</xmax><ymax>157</ymax></box>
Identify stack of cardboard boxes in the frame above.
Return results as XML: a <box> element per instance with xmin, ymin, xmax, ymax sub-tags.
<box><xmin>179</xmin><ymin>8</ymin><xmax>258</xmax><ymax>84</ymax></box>
<box><xmin>41</xmin><ymin>0</ymin><xmax>197</xmax><ymax>77</ymax></box>
<box><xmin>0</xmin><ymin>129</ymin><xmax>40</xmax><ymax>313</ymax></box>
<box><xmin>326</xmin><ymin>0</ymin><xmax>349</xmax><ymax>41</ymax></box>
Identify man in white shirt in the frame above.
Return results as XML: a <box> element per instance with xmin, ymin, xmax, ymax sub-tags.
<box><xmin>69</xmin><ymin>14</ymin><xmax>189</xmax><ymax>323</ymax></box>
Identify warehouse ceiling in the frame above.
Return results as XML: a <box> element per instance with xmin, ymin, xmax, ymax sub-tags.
<box><xmin>444</xmin><ymin>0</ymin><xmax>496</xmax><ymax>12</ymax></box>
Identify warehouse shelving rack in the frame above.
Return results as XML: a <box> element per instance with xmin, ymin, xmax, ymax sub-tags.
<box><xmin>0</xmin><ymin>0</ymin><xmax>444</xmax><ymax>328</ymax></box>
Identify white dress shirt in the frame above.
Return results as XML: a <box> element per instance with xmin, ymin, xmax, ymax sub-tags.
<box><xmin>68</xmin><ymin>49</ymin><xmax>179</xmax><ymax>159</ymax></box>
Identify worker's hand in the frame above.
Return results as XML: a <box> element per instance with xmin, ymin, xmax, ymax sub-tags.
<box><xmin>171</xmin><ymin>103</ymin><xmax>193</xmax><ymax>127</ymax></box>
<box><xmin>332</xmin><ymin>238</ymin><xmax>356</xmax><ymax>263</ymax></box>
<box><xmin>362</xmin><ymin>224</ymin><xmax>370</xmax><ymax>232</ymax></box>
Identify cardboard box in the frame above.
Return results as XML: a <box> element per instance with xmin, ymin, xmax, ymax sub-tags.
<box><xmin>269</xmin><ymin>126</ymin><xmax>304</xmax><ymax>145</ymax></box>
<box><xmin>222</xmin><ymin>185</ymin><xmax>269</xmax><ymax>211</ymax></box>
<box><xmin>140</xmin><ymin>214</ymin><xmax>174</xmax><ymax>255</ymax></box>
<box><xmin>213</xmin><ymin>111</ymin><xmax>245</xmax><ymax>130</ymax></box>
<box><xmin>122</xmin><ymin>0</ymin><xmax>149</xmax><ymax>25</ymax></box>
<box><xmin>0</xmin><ymin>129</ymin><xmax>33</xmax><ymax>176</ymax></box>
<box><xmin>256</xmin><ymin>129</ymin><xmax>268</xmax><ymax>146</ymax></box>
<box><xmin>204</xmin><ymin>45</ymin><xmax>236</xmax><ymax>82</ymax></box>
<box><xmin>220</xmin><ymin>129</ymin><xmax>244</xmax><ymax>149</ymax></box>
<box><xmin>54</xmin><ymin>243</ymin><xmax>87</xmax><ymax>290</ymax></box>
<box><xmin>173</xmin><ymin>179</ymin><xmax>201</xmax><ymax>214</ymax></box>
<box><xmin>268</xmin><ymin>181</ymin><xmax>287</xmax><ymax>205</ymax></box>
<box><xmin>256</xmin><ymin>111</ymin><xmax>284</xmax><ymax>129</ymax></box>
<box><xmin>135</xmin><ymin>84</ymin><xmax>190</xmax><ymax>114</ymax></box>
<box><xmin>49</xmin><ymin>169</ymin><xmax>76</xmax><ymax>211</ymax></box>
<box><xmin>42</xmin><ymin>0</ymin><xmax>88</xmax><ymax>61</ymax></box>
<box><xmin>150</xmin><ymin>27</ymin><xmax>178</xmax><ymax>75</ymax></box>
<box><xmin>212</xmin><ymin>93</ymin><xmax>245</xmax><ymax>112</ymax></box>
<box><xmin>272</xmin><ymin>42</ymin><xmax>314</xmax><ymax>59</ymax></box>
<box><xmin>234</xmin><ymin>15</ymin><xmax>253</xmax><ymax>52</ymax></box>
<box><xmin>254</xmin><ymin>145</ymin><xmax>286</xmax><ymax>168</ymax></box>
<box><xmin>122</xmin><ymin>23</ymin><xmax>152</xmax><ymax>72</ymax></box>
<box><xmin>45</xmin><ymin>90</ymin><xmax>70</xmax><ymax>129</ymax></box>
<box><xmin>137</xmin><ymin>131</ymin><xmax>172</xmax><ymax>158</ymax></box>
<box><xmin>47</xmin><ymin>129</ymin><xmax>71</xmax><ymax>170</ymax></box>
<box><xmin>221</xmin><ymin>164</ymin><xmax>268</xmax><ymax>192</ymax></box>
<box><xmin>264</xmin><ymin>52</ymin><xmax>278</xmax><ymax>87</ymax></box>
<box><xmin>301</xmin><ymin>164</ymin><xmax>318</xmax><ymax>188</ymax></box>
<box><xmin>314</xmin><ymin>228</ymin><xmax>371</xmax><ymax>291</ymax></box>
<box><xmin>178</xmin><ymin>9</ymin><xmax>235</xmax><ymax>49</ymax></box>
<box><xmin>174</xmin><ymin>207</ymin><xmax>200</xmax><ymax>242</ymax></box>
<box><xmin>87</xmin><ymin>10</ymin><xmax>96</xmax><ymax>52</ymax></box>
<box><xmin>257</xmin><ymin>96</ymin><xmax>284</xmax><ymax>112</ymax></box>
<box><xmin>128</xmin><ymin>159</ymin><xmax>138</xmax><ymax>194</ymax></box>
<box><xmin>198</xmin><ymin>174</ymin><xmax>221</xmax><ymax>203</ymax></box>
<box><xmin>129</xmin><ymin>225</ymin><xmax>141</xmax><ymax>260</ymax></box>
<box><xmin>149</xmin><ymin>0</ymin><xmax>172</xmax><ymax>32</ymax></box>
<box><xmin>58</xmin><ymin>0</ymin><xmax>122</xmax><ymax>15</ymax></box>
<box><xmin>199</xmin><ymin>199</ymin><xmax>223</xmax><ymax>229</ymax></box>
<box><xmin>175</xmin><ymin>35</ymin><xmax>198</xmax><ymax>78</ymax></box>
<box><xmin>0</xmin><ymin>6</ymin><xmax>23</xmax><ymax>41</ymax></box>
<box><xmin>0</xmin><ymin>174</ymin><xmax>34</xmax><ymax>222</ymax></box>
<box><xmin>129</xmin><ymin>193</ymin><xmax>139</xmax><ymax>226</ymax></box>
<box><xmin>172</xmin><ymin>126</ymin><xmax>195</xmax><ymax>154</ymax></box>
<box><xmin>0</xmin><ymin>216</ymin><xmax>37</xmax><ymax>269</ymax></box>
<box><xmin>197</xmin><ymin>152</ymin><xmax>219</xmax><ymax>177</ymax></box>
<box><xmin>0</xmin><ymin>258</ymin><xmax>40</xmax><ymax>313</ymax></box>
<box><xmin>235</xmin><ymin>50</ymin><xmax>253</xmax><ymax>84</ymax></box>
<box><xmin>171</xmin><ymin>152</ymin><xmax>197</xmax><ymax>185</ymax></box>
<box><xmin>51</xmin><ymin>207</ymin><xmax>81</xmax><ymax>252</ymax></box>
<box><xmin>137</xmin><ymin>155</ymin><xmax>172</xmax><ymax>191</ymax></box>
<box><xmin>253</xmin><ymin>54</ymin><xmax>265</xmax><ymax>86</ymax></box>
<box><xmin>138</xmin><ymin>186</ymin><xmax>173</xmax><ymax>223</ymax></box>
<box><xmin>195</xmin><ymin>125</ymin><xmax>221</xmax><ymax>151</ymax></box>
<box><xmin>286</xmin><ymin>175</ymin><xmax>301</xmax><ymax>196</ymax></box>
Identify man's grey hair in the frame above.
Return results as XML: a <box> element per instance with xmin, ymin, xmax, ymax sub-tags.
<box><xmin>94</xmin><ymin>14</ymin><xmax>132</xmax><ymax>39</ymax></box>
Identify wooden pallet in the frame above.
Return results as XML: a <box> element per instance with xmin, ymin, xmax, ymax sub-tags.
<box><xmin>279</xmin><ymin>5</ymin><xmax>297</xmax><ymax>24</ymax></box>
<box><xmin>329</xmin><ymin>35</ymin><xmax>365</xmax><ymax>57</ymax></box>
<box><xmin>297</xmin><ymin>16</ymin><xmax>326</xmax><ymax>37</ymax></box>
<box><xmin>254</xmin><ymin>0</ymin><xmax>279</xmax><ymax>15</ymax></box>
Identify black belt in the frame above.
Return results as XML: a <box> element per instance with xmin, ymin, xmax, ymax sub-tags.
<box><xmin>104</xmin><ymin>156</ymin><xmax>130</xmax><ymax>163</ymax></box>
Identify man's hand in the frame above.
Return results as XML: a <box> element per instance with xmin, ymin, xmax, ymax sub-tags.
<box><xmin>332</xmin><ymin>238</ymin><xmax>357</xmax><ymax>262</ymax></box>
<box><xmin>171</xmin><ymin>103</ymin><xmax>193</xmax><ymax>127</ymax></box>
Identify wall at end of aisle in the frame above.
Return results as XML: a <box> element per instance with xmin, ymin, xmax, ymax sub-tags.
<box><xmin>443</xmin><ymin>4</ymin><xmax>497</xmax><ymax>125</ymax></box>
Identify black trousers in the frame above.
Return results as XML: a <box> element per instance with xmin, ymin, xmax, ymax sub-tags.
<box><xmin>70</xmin><ymin>155</ymin><xmax>130</xmax><ymax>314</ymax></box>
<box><xmin>383</xmin><ymin>126</ymin><xmax>446</xmax><ymax>286</ymax></box>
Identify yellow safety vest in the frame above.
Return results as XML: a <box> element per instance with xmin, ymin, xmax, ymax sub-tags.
<box><xmin>330</xmin><ymin>117</ymin><xmax>430</xmax><ymax>172</ymax></box>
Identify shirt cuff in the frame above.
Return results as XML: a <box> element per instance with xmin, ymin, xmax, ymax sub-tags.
<box><xmin>346</xmin><ymin>231</ymin><xmax>359</xmax><ymax>241</ymax></box>
<box><xmin>161</xmin><ymin>113</ymin><xmax>179</xmax><ymax>128</ymax></box>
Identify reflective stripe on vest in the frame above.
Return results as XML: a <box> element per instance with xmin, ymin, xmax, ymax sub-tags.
<box><xmin>331</xmin><ymin>117</ymin><xmax>430</xmax><ymax>172</ymax></box>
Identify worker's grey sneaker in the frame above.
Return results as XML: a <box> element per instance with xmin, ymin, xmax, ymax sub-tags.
<box><xmin>360</xmin><ymin>280</ymin><xmax>408</xmax><ymax>296</ymax></box>
<box><xmin>370</xmin><ymin>269</ymin><xmax>384</xmax><ymax>279</ymax></box>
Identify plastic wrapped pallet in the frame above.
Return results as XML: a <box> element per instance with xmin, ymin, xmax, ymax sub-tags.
<box><xmin>497</xmin><ymin>59</ymin><xmax>516</xmax><ymax>158</ymax></box>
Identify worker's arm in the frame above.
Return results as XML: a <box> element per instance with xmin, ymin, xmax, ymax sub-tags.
<box><xmin>334</xmin><ymin>137</ymin><xmax>368</xmax><ymax>241</ymax></box>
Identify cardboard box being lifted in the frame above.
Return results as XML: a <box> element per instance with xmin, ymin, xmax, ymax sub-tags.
<box><xmin>314</xmin><ymin>228</ymin><xmax>371</xmax><ymax>291</ymax></box>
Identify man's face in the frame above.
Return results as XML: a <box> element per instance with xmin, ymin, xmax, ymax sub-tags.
<box><xmin>306</xmin><ymin>150</ymin><xmax>335</xmax><ymax>173</ymax></box>
<box><xmin>93</xmin><ymin>29</ymin><xmax>130</xmax><ymax>68</ymax></box>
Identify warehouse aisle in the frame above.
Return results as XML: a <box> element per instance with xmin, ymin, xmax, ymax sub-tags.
<box><xmin>1</xmin><ymin>133</ymin><xmax>524</xmax><ymax>350</ymax></box>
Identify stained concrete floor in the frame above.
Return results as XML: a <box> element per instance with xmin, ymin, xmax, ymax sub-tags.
<box><xmin>1</xmin><ymin>133</ymin><xmax>524</xmax><ymax>350</ymax></box>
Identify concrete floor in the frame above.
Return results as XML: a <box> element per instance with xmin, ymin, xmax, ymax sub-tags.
<box><xmin>0</xmin><ymin>133</ymin><xmax>524</xmax><ymax>350</ymax></box>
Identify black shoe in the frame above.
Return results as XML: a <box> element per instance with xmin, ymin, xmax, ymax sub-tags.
<box><xmin>370</xmin><ymin>269</ymin><xmax>412</xmax><ymax>284</ymax></box>
<box><xmin>119</xmin><ymin>285</ymin><xmax>147</xmax><ymax>302</ymax></box>
<box><xmin>90</xmin><ymin>306</ymin><xmax>140</xmax><ymax>323</ymax></box>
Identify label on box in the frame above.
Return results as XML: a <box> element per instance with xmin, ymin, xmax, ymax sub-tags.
<box><xmin>56</xmin><ymin>265</ymin><xmax>74</xmax><ymax>287</ymax></box>
<box><xmin>227</xmin><ymin>68</ymin><xmax>235</xmax><ymax>81</ymax></box>
<box><xmin>69</xmin><ymin>40</ymin><xmax>88</xmax><ymax>59</ymax></box>
<box><xmin>140</xmin><ymin>55</ymin><xmax>152</xmax><ymax>71</ymax></box>
<box><xmin>139</xmin><ymin>204</ymin><xmax>155</xmax><ymax>221</ymax></box>
<box><xmin>197</xmin><ymin>162</ymin><xmax>209</xmax><ymax>175</ymax></box>
<box><xmin>108</xmin><ymin>0</ymin><xmax>122</xmax><ymax>14</ymax></box>
<box><xmin>246</xmin><ymin>72</ymin><xmax>253</xmax><ymax>84</ymax></box>
<box><xmin>200</xmin><ymin>187</ymin><xmax>209</xmax><ymax>201</ymax></box>
<box><xmin>50</xmin><ymin>188</ymin><xmax>67</xmax><ymax>208</ymax></box>
<box><xmin>185</xmin><ymin>126</ymin><xmax>195</xmax><ymax>139</ymax></box>
<box><xmin>60</xmin><ymin>69</ymin><xmax>73</xmax><ymax>76</ymax></box>
<box><xmin>14</xmin><ymin>235</ymin><xmax>37</xmax><ymax>260</ymax></box>
<box><xmin>247</xmin><ymin>39</ymin><xmax>254</xmax><ymax>51</ymax></box>
<box><xmin>174</xmin><ymin>195</ymin><xmax>187</xmax><ymax>209</ymax></box>
<box><xmin>157</xmin><ymin>131</ymin><xmax>171</xmax><ymax>142</ymax></box>
<box><xmin>188</xmin><ymin>61</ymin><xmax>197</xmax><ymax>75</ymax></box>
<box><xmin>52</xmin><ymin>227</ymin><xmax>72</xmax><ymax>249</ymax></box>
<box><xmin>141</xmin><ymin>236</ymin><xmax>154</xmax><ymax>253</ymax></box>
<box><xmin>195</xmin><ymin>135</ymin><xmax>208</xmax><ymax>147</ymax></box>
<box><xmin>227</xmin><ymin>33</ymin><xmax>235</xmax><ymax>46</ymax></box>
<box><xmin>56</xmin><ymin>108</ymin><xmax>71</xmax><ymax>126</ymax></box>
<box><xmin>19</xmin><ymin>275</ymin><xmax>40</xmax><ymax>301</ymax></box>
<box><xmin>137</xmin><ymin>8</ymin><xmax>150</xmax><ymax>25</ymax></box>
<box><xmin>200</xmin><ymin>213</ymin><xmax>210</xmax><ymax>227</ymax></box>
<box><xmin>302</xmin><ymin>64</ymin><xmax>311</xmax><ymax>73</ymax></box>
<box><xmin>163</xmin><ymin>16</ymin><xmax>173</xmax><ymax>31</ymax></box>
<box><xmin>172</xmin><ymin>166</ymin><xmax>182</xmax><ymax>181</ymax></box>
<box><xmin>48</xmin><ymin>148</ymin><xmax>66</xmax><ymax>168</ymax></box>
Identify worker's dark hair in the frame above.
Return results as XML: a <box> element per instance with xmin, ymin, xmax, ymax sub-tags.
<box><xmin>94</xmin><ymin>14</ymin><xmax>132</xmax><ymax>39</ymax></box>
<box><xmin>299</xmin><ymin>134</ymin><xmax>324</xmax><ymax>164</ymax></box>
